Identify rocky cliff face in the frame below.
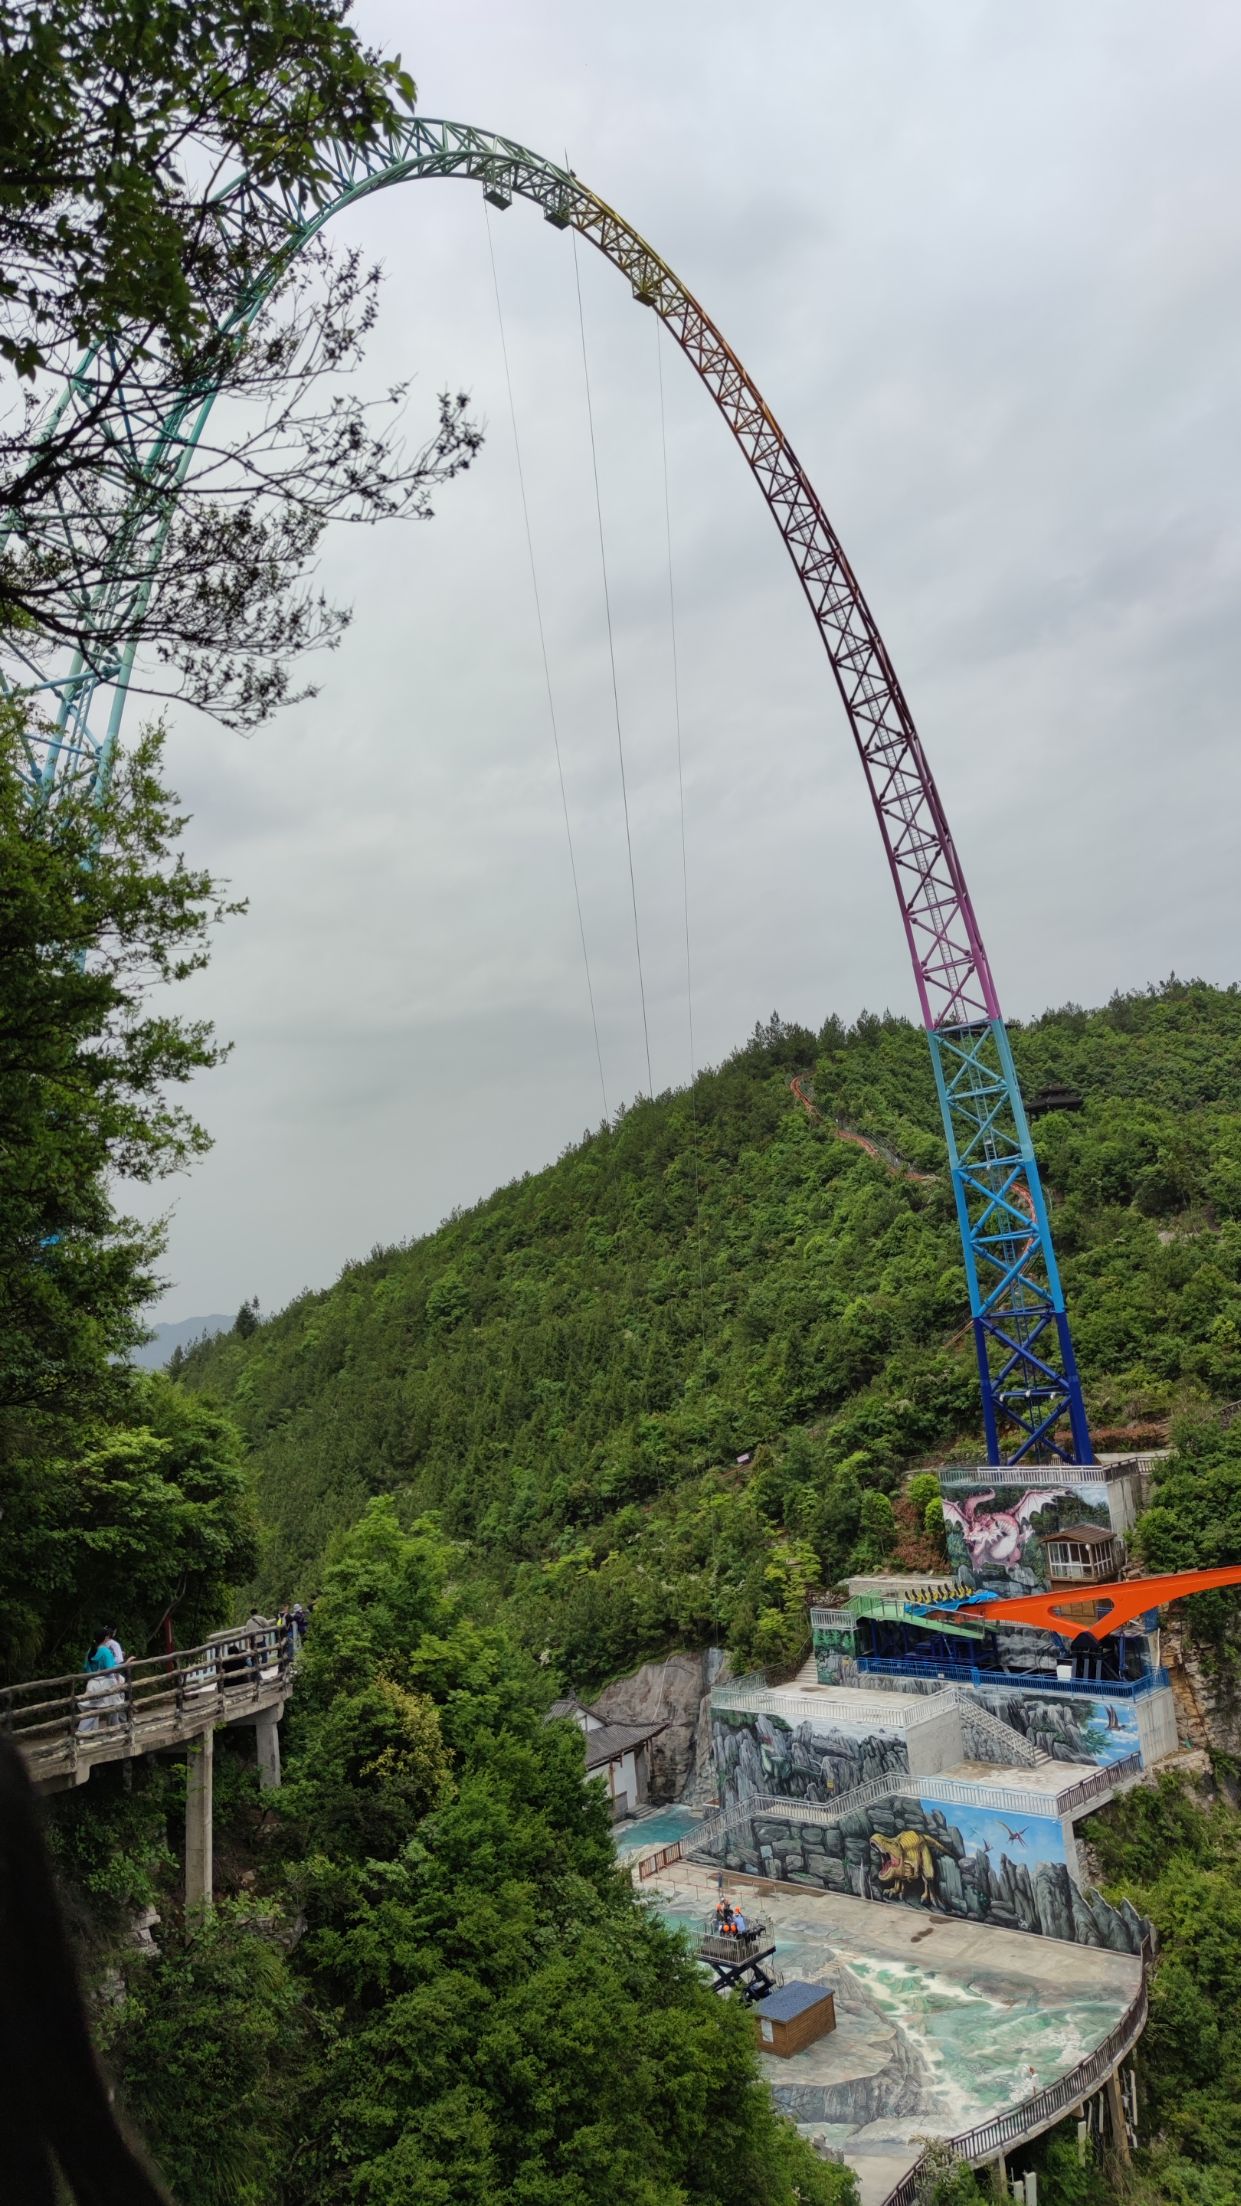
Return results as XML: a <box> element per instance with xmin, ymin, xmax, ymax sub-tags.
<box><xmin>590</xmin><ymin>1648</ymin><xmax>728</xmax><ymax>1802</ymax></box>
<box><xmin>1162</xmin><ymin>1617</ymin><xmax>1241</xmax><ymax>1758</ymax></box>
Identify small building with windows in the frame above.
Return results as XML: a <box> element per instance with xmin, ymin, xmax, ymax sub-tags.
<box><xmin>1044</xmin><ymin>1524</ymin><xmax>1122</xmax><ymax>1585</ymax></box>
<box><xmin>547</xmin><ymin>1695</ymin><xmax>666</xmax><ymax>1821</ymax></box>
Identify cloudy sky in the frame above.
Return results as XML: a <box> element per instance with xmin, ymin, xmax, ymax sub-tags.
<box><xmin>133</xmin><ymin>0</ymin><xmax>1241</xmax><ymax>1322</ymax></box>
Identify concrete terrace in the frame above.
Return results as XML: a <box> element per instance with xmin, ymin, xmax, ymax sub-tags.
<box><xmin>641</xmin><ymin>1858</ymin><xmax>1143</xmax><ymax>2206</ymax></box>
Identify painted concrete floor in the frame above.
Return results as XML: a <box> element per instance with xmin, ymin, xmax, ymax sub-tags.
<box><xmin>641</xmin><ymin>1863</ymin><xmax>1140</xmax><ymax>2202</ymax></box>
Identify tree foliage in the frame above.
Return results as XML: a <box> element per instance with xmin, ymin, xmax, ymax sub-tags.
<box><xmin>96</xmin><ymin>1505</ymin><xmax>853</xmax><ymax>2206</ymax></box>
<box><xmin>0</xmin><ymin>709</ymin><xmax>257</xmax><ymax>1677</ymax></box>
<box><xmin>1088</xmin><ymin>1775</ymin><xmax>1241</xmax><ymax>2198</ymax></box>
<box><xmin>0</xmin><ymin>708</ymin><xmax>239</xmax><ymax>1419</ymax></box>
<box><xmin>0</xmin><ymin>1374</ymin><xmax>257</xmax><ymax>1675</ymax></box>
<box><xmin>0</xmin><ymin>0</ymin><xmax>481</xmax><ymax>721</ymax></box>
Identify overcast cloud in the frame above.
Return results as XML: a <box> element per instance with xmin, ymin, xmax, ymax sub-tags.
<box><xmin>130</xmin><ymin>0</ymin><xmax>1241</xmax><ymax>1321</ymax></box>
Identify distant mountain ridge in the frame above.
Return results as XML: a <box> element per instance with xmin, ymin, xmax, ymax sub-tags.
<box><xmin>131</xmin><ymin>1313</ymin><xmax>232</xmax><ymax>1369</ymax></box>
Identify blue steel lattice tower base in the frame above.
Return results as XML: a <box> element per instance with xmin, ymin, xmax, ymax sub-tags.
<box><xmin>0</xmin><ymin>117</ymin><xmax>1093</xmax><ymax>1469</ymax></box>
<box><xmin>929</xmin><ymin>1020</ymin><xmax>1093</xmax><ymax>1467</ymax></box>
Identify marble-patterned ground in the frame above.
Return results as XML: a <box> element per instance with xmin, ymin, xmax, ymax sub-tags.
<box><xmin>640</xmin><ymin>1863</ymin><xmax>1140</xmax><ymax>2200</ymax></box>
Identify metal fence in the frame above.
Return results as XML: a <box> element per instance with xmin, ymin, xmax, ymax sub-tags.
<box><xmin>936</xmin><ymin>1460</ymin><xmax>1150</xmax><ymax>1489</ymax></box>
<box><xmin>635</xmin><ymin>1754</ymin><xmax>1142</xmax><ymax>1880</ymax></box>
<box><xmin>858</xmin><ymin>1655</ymin><xmax>1169</xmax><ymax>1701</ymax></box>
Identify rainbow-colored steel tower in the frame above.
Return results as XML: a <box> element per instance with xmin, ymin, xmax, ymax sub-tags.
<box><xmin>0</xmin><ymin>119</ymin><xmax>1092</xmax><ymax>1468</ymax></box>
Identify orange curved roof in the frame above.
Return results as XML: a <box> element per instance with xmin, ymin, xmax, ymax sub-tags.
<box><xmin>922</xmin><ymin>1564</ymin><xmax>1241</xmax><ymax>1641</ymax></box>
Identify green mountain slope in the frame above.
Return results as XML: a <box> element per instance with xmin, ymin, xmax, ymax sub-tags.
<box><xmin>180</xmin><ymin>979</ymin><xmax>1241</xmax><ymax>1687</ymax></box>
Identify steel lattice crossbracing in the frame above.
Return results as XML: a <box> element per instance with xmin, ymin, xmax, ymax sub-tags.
<box><xmin>0</xmin><ymin>117</ymin><xmax>1092</xmax><ymax>1467</ymax></box>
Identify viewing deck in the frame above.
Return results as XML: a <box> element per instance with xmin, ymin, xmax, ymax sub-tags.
<box><xmin>1</xmin><ymin>1625</ymin><xmax>294</xmax><ymax>1793</ymax></box>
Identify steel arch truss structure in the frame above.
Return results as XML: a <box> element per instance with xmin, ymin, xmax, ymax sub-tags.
<box><xmin>0</xmin><ymin>116</ymin><xmax>1093</xmax><ymax>1467</ymax></box>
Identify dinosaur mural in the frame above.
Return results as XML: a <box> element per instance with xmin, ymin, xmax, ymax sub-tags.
<box><xmin>869</xmin><ymin>1827</ymin><xmax>946</xmax><ymax>1904</ymax></box>
<box><xmin>702</xmin><ymin>1796</ymin><xmax>1151</xmax><ymax>1953</ymax></box>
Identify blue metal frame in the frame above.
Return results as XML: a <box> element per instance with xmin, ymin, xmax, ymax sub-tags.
<box><xmin>858</xmin><ymin>1655</ymin><xmax>1167</xmax><ymax>1700</ymax></box>
<box><xmin>929</xmin><ymin>1018</ymin><xmax>1093</xmax><ymax>1466</ymax></box>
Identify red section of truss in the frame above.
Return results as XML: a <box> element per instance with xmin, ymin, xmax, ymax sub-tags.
<box><xmin>924</xmin><ymin>1565</ymin><xmax>1241</xmax><ymax>1641</ymax></box>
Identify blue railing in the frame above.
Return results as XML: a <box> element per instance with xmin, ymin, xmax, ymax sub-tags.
<box><xmin>856</xmin><ymin>1654</ymin><xmax>1170</xmax><ymax>1700</ymax></box>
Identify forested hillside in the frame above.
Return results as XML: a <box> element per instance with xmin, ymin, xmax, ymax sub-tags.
<box><xmin>180</xmin><ymin>978</ymin><xmax>1241</xmax><ymax>1687</ymax></box>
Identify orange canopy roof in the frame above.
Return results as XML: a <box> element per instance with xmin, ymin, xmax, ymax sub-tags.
<box><xmin>920</xmin><ymin>1564</ymin><xmax>1241</xmax><ymax>1641</ymax></box>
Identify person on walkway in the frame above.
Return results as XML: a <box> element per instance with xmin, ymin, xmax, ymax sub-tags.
<box><xmin>84</xmin><ymin>1633</ymin><xmax>115</xmax><ymax>1676</ymax></box>
<box><xmin>0</xmin><ymin>1736</ymin><xmax>172</xmax><ymax>2205</ymax></box>
<box><xmin>291</xmin><ymin>1601</ymin><xmax>307</xmax><ymax>1646</ymax></box>
<box><xmin>245</xmin><ymin>1610</ymin><xmax>273</xmax><ymax>1678</ymax></box>
<box><xmin>101</xmin><ymin>1626</ymin><xmax>124</xmax><ymax>1666</ymax></box>
<box><xmin>77</xmin><ymin>1636</ymin><xmax>120</xmax><ymax>1736</ymax></box>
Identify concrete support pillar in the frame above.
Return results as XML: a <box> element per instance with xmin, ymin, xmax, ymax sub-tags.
<box><xmin>185</xmin><ymin>1727</ymin><xmax>214</xmax><ymax>1911</ymax></box>
<box><xmin>254</xmin><ymin>1706</ymin><xmax>282</xmax><ymax>1792</ymax></box>
<box><xmin>1106</xmin><ymin>2069</ymin><xmax>1131</xmax><ymax>2164</ymax></box>
<box><xmin>990</xmin><ymin>2155</ymin><xmax>1008</xmax><ymax>2199</ymax></box>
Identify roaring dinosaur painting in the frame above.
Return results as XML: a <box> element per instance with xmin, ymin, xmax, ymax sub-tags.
<box><xmin>869</xmin><ymin>1828</ymin><xmax>947</xmax><ymax>1904</ymax></box>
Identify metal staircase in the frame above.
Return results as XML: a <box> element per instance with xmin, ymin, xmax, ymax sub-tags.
<box><xmin>947</xmin><ymin>1689</ymin><xmax>1051</xmax><ymax>1769</ymax></box>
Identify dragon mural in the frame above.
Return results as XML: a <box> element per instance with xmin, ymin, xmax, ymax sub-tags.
<box><xmin>942</xmin><ymin>1487</ymin><xmax>1069</xmax><ymax>1573</ymax></box>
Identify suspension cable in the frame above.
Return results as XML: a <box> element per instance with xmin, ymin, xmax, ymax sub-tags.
<box><xmin>483</xmin><ymin>198</ymin><xmax>610</xmax><ymax>1121</ymax></box>
<box><xmin>655</xmin><ymin>322</ymin><xmax>709</xmax><ymax>1357</ymax></box>
<box><xmin>570</xmin><ymin>224</ymin><xmax>654</xmax><ymax>1100</ymax></box>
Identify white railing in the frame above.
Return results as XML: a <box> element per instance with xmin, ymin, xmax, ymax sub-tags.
<box><xmin>638</xmin><ymin>1753</ymin><xmax>1145</xmax><ymax>1884</ymax></box>
<box><xmin>809</xmin><ymin>1608</ymin><xmax>855</xmax><ymax>1631</ymax></box>
<box><xmin>711</xmin><ymin>1681</ymin><xmax>954</xmax><ymax>1730</ymax></box>
<box><xmin>937</xmin><ymin>1461</ymin><xmax>1137</xmax><ymax>1489</ymax></box>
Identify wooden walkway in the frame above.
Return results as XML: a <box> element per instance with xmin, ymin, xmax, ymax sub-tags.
<box><xmin>1</xmin><ymin>1625</ymin><xmax>295</xmax><ymax>1791</ymax></box>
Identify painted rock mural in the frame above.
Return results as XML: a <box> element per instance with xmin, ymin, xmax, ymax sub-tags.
<box><xmin>700</xmin><ymin>1795</ymin><xmax>1149</xmax><ymax>1954</ymax></box>
<box><xmin>713</xmin><ymin>1707</ymin><xmax>908</xmax><ymax>1819</ymax></box>
<box><xmin>978</xmin><ymin>1685</ymin><xmax>1140</xmax><ymax>1767</ymax></box>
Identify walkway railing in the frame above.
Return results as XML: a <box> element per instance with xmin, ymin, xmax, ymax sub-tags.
<box><xmin>858</xmin><ymin>1655</ymin><xmax>1170</xmax><ymax>1701</ymax></box>
<box><xmin>712</xmin><ymin>1680</ymin><xmax>955</xmax><ymax>1729</ymax></box>
<box><xmin>1</xmin><ymin>1624</ymin><xmax>295</xmax><ymax>1785</ymax></box>
<box><xmin>936</xmin><ymin>1460</ymin><xmax>1148</xmax><ymax>1489</ymax></box>
<box><xmin>636</xmin><ymin>1752</ymin><xmax>1142</xmax><ymax>1882</ymax></box>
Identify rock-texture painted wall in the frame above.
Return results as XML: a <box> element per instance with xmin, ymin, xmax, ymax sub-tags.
<box><xmin>708</xmin><ymin>1796</ymin><xmax>1148</xmax><ymax>1954</ymax></box>
<box><xmin>975</xmin><ymin>1684</ymin><xmax>1140</xmax><ymax>1767</ymax></box>
<box><xmin>943</xmin><ymin>1482</ymin><xmax>1114</xmax><ymax>1596</ymax></box>
<box><xmin>812</xmin><ymin>1619</ymin><xmax>856</xmax><ymax>1686</ymax></box>
<box><xmin>713</xmin><ymin>1707</ymin><xmax>909</xmax><ymax>1819</ymax></box>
